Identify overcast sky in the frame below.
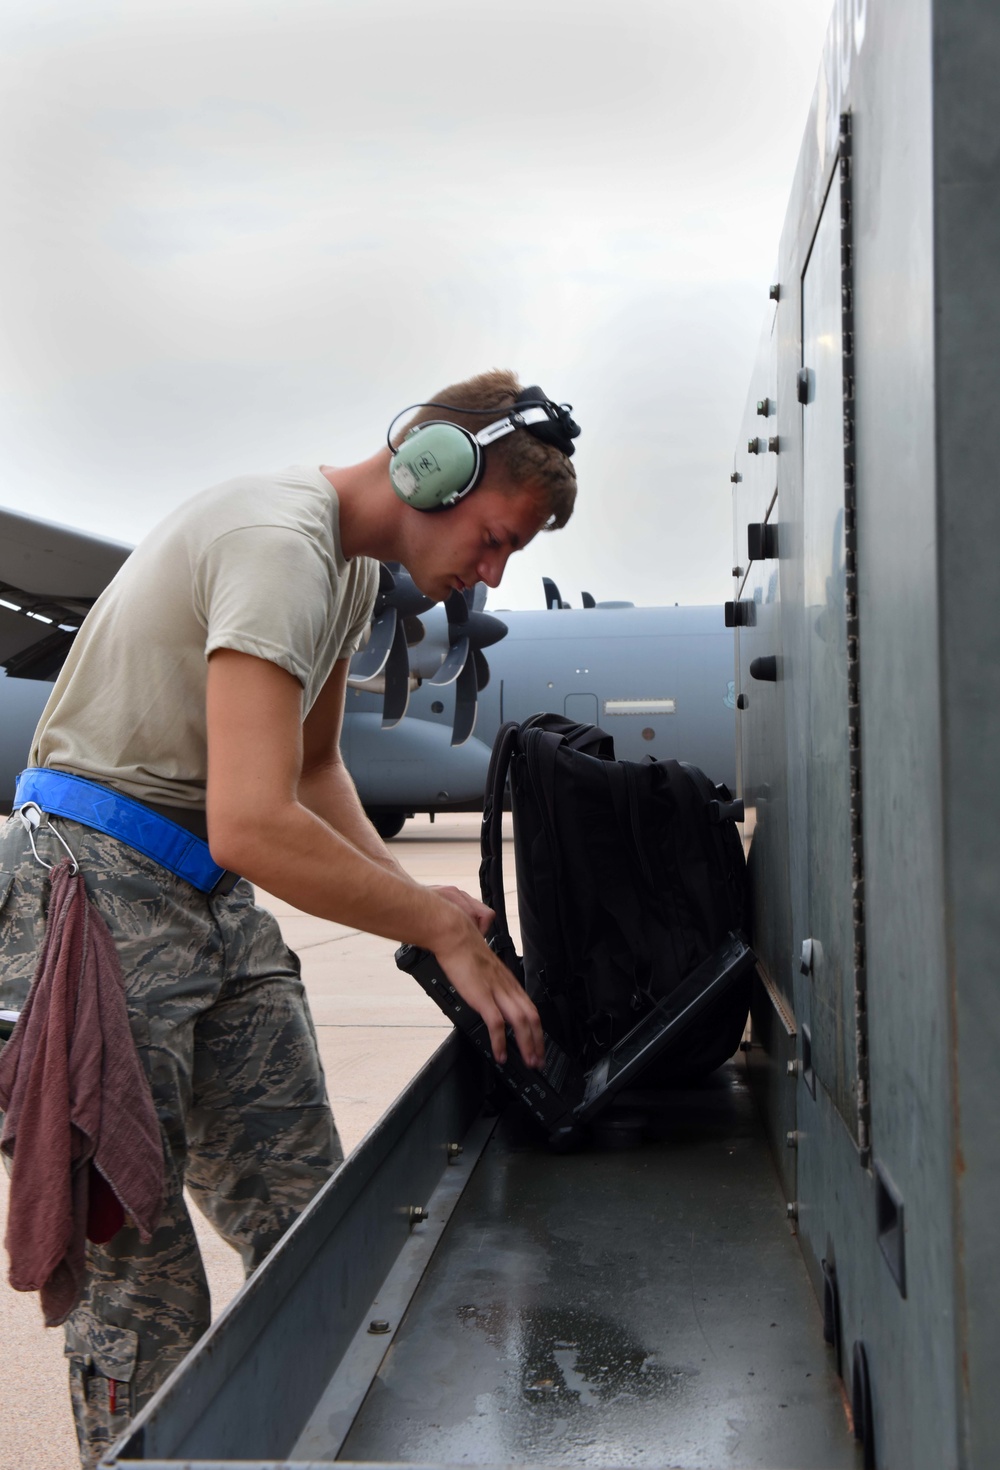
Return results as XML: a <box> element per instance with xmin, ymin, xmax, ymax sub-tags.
<box><xmin>0</xmin><ymin>0</ymin><xmax>832</xmax><ymax>611</ymax></box>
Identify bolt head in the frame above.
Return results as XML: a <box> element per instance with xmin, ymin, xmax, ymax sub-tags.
<box><xmin>786</xmin><ymin>1059</ymin><xmax>799</xmax><ymax>1077</ymax></box>
<box><xmin>768</xmin><ymin>436</ymin><xmax>780</xmax><ymax>454</ymax></box>
<box><xmin>368</xmin><ymin>1319</ymin><xmax>390</xmax><ymax>1334</ymax></box>
<box><xmin>756</xmin><ymin>398</ymin><xmax>769</xmax><ymax>417</ymax></box>
<box><xmin>769</xmin><ymin>283</ymin><xmax>781</xmax><ymax>302</ymax></box>
<box><xmin>786</xmin><ymin>1201</ymin><xmax>799</xmax><ymax>1220</ymax></box>
<box><xmin>785</xmin><ymin>1130</ymin><xmax>798</xmax><ymax>1149</ymax></box>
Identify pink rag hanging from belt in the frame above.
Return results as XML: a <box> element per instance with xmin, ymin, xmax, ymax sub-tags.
<box><xmin>0</xmin><ymin>858</ymin><xmax>164</xmax><ymax>1326</ymax></box>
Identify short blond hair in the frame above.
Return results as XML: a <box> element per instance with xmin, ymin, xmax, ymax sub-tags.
<box><xmin>395</xmin><ymin>369</ymin><xmax>577</xmax><ymax>530</ymax></box>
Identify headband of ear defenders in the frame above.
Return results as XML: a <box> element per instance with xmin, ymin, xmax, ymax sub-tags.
<box><xmin>386</xmin><ymin>388</ymin><xmax>581</xmax><ymax>459</ymax></box>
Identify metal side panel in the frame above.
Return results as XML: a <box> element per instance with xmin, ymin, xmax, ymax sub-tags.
<box><xmin>731</xmin><ymin>1</ymin><xmax>972</xmax><ymax>1464</ymax></box>
<box><xmin>932</xmin><ymin>3</ymin><xmax>1000</xmax><ymax>1462</ymax></box>
<box><xmin>108</xmin><ymin>1035</ymin><xmax>486</xmax><ymax>1467</ymax></box>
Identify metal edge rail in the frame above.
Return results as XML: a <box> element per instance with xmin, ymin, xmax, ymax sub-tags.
<box><xmin>106</xmin><ymin>1033</ymin><xmax>486</xmax><ymax>1467</ymax></box>
<box><xmin>116</xmin><ymin>1462</ymin><xmax>700</xmax><ymax>1470</ymax></box>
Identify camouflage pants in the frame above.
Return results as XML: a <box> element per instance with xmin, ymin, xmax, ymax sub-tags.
<box><xmin>0</xmin><ymin>812</ymin><xmax>342</xmax><ymax>1468</ymax></box>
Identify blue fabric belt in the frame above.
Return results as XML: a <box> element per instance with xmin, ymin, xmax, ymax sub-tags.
<box><xmin>14</xmin><ymin>769</ymin><xmax>233</xmax><ymax>895</ymax></box>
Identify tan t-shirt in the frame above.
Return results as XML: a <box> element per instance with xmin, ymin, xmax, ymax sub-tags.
<box><xmin>30</xmin><ymin>466</ymin><xmax>379</xmax><ymax>808</ymax></box>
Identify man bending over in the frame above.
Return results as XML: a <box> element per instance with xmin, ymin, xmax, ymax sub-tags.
<box><xmin>0</xmin><ymin>369</ymin><xmax>579</xmax><ymax>1466</ymax></box>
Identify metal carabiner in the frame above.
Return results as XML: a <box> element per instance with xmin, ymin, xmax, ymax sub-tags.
<box><xmin>18</xmin><ymin>802</ymin><xmax>80</xmax><ymax>876</ymax></box>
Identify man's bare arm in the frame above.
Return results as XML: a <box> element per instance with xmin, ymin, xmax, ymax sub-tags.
<box><xmin>299</xmin><ymin>659</ymin><xmax>493</xmax><ymax>932</ymax></box>
<box><xmin>298</xmin><ymin>658</ymin><xmax>407</xmax><ymax>874</ymax></box>
<box><xmin>205</xmin><ymin>648</ymin><xmax>541</xmax><ymax>1065</ymax></box>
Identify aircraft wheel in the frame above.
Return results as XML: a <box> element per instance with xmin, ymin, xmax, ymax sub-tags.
<box><xmin>369</xmin><ymin>810</ymin><xmax>407</xmax><ymax>840</ymax></box>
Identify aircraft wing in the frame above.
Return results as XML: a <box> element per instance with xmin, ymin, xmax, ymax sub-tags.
<box><xmin>0</xmin><ymin>505</ymin><xmax>132</xmax><ymax>679</ymax></box>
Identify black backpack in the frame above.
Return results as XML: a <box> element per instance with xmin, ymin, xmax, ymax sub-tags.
<box><xmin>480</xmin><ymin>714</ymin><xmax>752</xmax><ymax>1085</ymax></box>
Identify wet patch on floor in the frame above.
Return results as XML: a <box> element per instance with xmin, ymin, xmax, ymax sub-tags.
<box><xmin>456</xmin><ymin>1300</ymin><xmax>690</xmax><ymax>1410</ymax></box>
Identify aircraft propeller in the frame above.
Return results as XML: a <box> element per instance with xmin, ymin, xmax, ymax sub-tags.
<box><xmin>348</xmin><ymin>570</ymin><xmax>508</xmax><ymax>746</ymax></box>
<box><xmin>427</xmin><ymin>585</ymin><xmax>508</xmax><ymax>746</ymax></box>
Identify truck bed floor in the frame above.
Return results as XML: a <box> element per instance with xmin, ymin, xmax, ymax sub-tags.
<box><xmin>334</xmin><ymin>1063</ymin><xmax>855</xmax><ymax>1469</ymax></box>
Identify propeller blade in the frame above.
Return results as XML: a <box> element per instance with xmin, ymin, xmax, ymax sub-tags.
<box><xmin>543</xmin><ymin>576</ymin><xmax>562</xmax><ymax>610</ymax></box>
<box><xmin>471</xmin><ymin>582</ymin><xmax>488</xmax><ymax>612</ymax></box>
<box><xmin>402</xmin><ymin>613</ymin><xmax>426</xmax><ymax>647</ymax></box>
<box><xmin>385</xmin><ymin>562</ymin><xmax>434</xmax><ymax>618</ymax></box>
<box><xmin>445</xmin><ymin>588</ymin><xmax>469</xmax><ymax>628</ymax></box>
<box><xmin>380</xmin><ymin>618</ymin><xmax>412</xmax><ymax>727</ymax></box>
<box><xmin>451</xmin><ymin>653</ymin><xmax>479</xmax><ymax>746</ymax></box>
<box><xmin>473</xmin><ymin>647</ymin><xmax>490</xmax><ymax>692</ymax></box>
<box><xmin>351</xmin><ymin>560</ymin><xmax>436</xmax><ymax>717</ymax></box>
<box><xmin>349</xmin><ymin>607</ymin><xmax>398</xmax><ymax>682</ymax></box>
<box><xmin>429</xmin><ymin>635</ymin><xmax>470</xmax><ymax>687</ymax></box>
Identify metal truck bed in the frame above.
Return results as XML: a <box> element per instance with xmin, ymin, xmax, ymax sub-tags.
<box><xmin>106</xmin><ymin>1034</ymin><xmax>857</xmax><ymax>1470</ymax></box>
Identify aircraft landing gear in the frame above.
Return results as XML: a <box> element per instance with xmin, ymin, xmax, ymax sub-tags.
<box><xmin>368</xmin><ymin>810</ymin><xmax>407</xmax><ymax>840</ymax></box>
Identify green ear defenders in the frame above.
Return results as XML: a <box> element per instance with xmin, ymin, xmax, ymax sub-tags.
<box><xmin>386</xmin><ymin>387</ymin><xmax>580</xmax><ymax>511</ymax></box>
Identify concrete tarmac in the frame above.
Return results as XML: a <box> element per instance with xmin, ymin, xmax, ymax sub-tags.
<box><xmin>0</xmin><ymin>812</ymin><xmax>510</xmax><ymax>1470</ymax></box>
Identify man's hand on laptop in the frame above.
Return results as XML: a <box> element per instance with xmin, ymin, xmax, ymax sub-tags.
<box><xmin>434</xmin><ymin>923</ymin><xmax>544</xmax><ymax>1070</ymax></box>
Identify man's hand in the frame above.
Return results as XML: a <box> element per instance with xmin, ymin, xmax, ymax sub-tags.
<box><xmin>431</xmin><ymin>885</ymin><xmax>494</xmax><ymax>937</ymax></box>
<box><xmin>434</xmin><ymin>926</ymin><xmax>544</xmax><ymax>1069</ymax></box>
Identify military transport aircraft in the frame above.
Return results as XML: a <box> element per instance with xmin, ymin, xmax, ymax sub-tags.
<box><xmin>0</xmin><ymin>506</ymin><xmax>736</xmax><ymax>834</ymax></box>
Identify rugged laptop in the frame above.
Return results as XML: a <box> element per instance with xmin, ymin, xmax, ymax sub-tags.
<box><xmin>396</xmin><ymin>931</ymin><xmax>755</xmax><ymax>1138</ymax></box>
